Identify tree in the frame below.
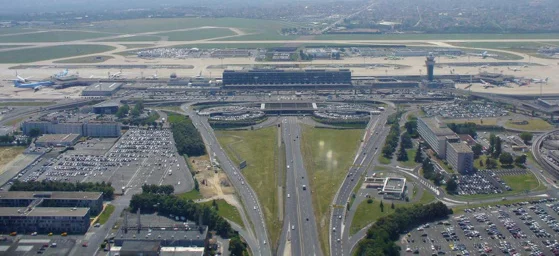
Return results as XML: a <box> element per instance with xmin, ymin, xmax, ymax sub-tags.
<box><xmin>116</xmin><ymin>104</ymin><xmax>129</xmax><ymax>118</ymax></box>
<box><xmin>499</xmin><ymin>152</ymin><xmax>514</xmax><ymax>166</ymax></box>
<box><xmin>493</xmin><ymin>137</ymin><xmax>502</xmax><ymax>158</ymax></box>
<box><xmin>489</xmin><ymin>133</ymin><xmax>496</xmax><ymax>155</ymax></box>
<box><xmin>397</xmin><ymin>146</ymin><xmax>408</xmax><ymax>162</ymax></box>
<box><xmin>391</xmin><ymin>202</ymin><xmax>395</xmax><ymax>209</ymax></box>
<box><xmin>379</xmin><ymin>200</ymin><xmax>384</xmax><ymax>212</ymax></box>
<box><xmin>29</xmin><ymin>128</ymin><xmax>42</xmax><ymax>138</ymax></box>
<box><xmin>485</xmin><ymin>158</ymin><xmax>498</xmax><ymax>169</ymax></box>
<box><xmin>404</xmin><ymin>120</ymin><xmax>418</xmax><ymax>138</ymax></box>
<box><xmin>515</xmin><ymin>155</ymin><xmax>527</xmax><ymax>165</ymax></box>
<box><xmin>229</xmin><ymin>235</ymin><xmax>247</xmax><ymax>256</ymax></box>
<box><xmin>414</xmin><ymin>143</ymin><xmax>423</xmax><ymax>163</ymax></box>
<box><xmin>131</xmin><ymin>108</ymin><xmax>141</xmax><ymax>118</ymax></box>
<box><xmin>471</xmin><ymin>144</ymin><xmax>483</xmax><ymax>159</ymax></box>
<box><xmin>194</xmin><ymin>178</ymin><xmax>200</xmax><ymax>191</ymax></box>
<box><xmin>520</xmin><ymin>132</ymin><xmax>533</xmax><ymax>144</ymax></box>
<box><xmin>479</xmin><ymin>159</ymin><xmax>484</xmax><ymax>167</ymax></box>
<box><xmin>446</xmin><ymin>178</ymin><xmax>458</xmax><ymax>194</ymax></box>
<box><xmin>367</xmin><ymin>198</ymin><xmax>373</xmax><ymax>204</ymax></box>
<box><xmin>212</xmin><ymin>199</ymin><xmax>219</xmax><ymax>211</ymax></box>
<box><xmin>401</xmin><ymin>132</ymin><xmax>413</xmax><ymax>149</ymax></box>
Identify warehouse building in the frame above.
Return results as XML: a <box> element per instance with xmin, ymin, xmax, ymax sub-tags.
<box><xmin>222</xmin><ymin>69</ymin><xmax>352</xmax><ymax>86</ymax></box>
<box><xmin>35</xmin><ymin>133</ymin><xmax>81</xmax><ymax>147</ymax></box>
<box><xmin>22</xmin><ymin>121</ymin><xmax>121</xmax><ymax>137</ymax></box>
<box><xmin>82</xmin><ymin>82</ymin><xmax>123</xmax><ymax>97</ymax></box>
<box><xmin>0</xmin><ymin>207</ymin><xmax>90</xmax><ymax>234</ymax></box>
<box><xmin>446</xmin><ymin>142</ymin><xmax>474</xmax><ymax>173</ymax></box>
<box><xmin>0</xmin><ymin>191</ymin><xmax>103</xmax><ymax>215</ymax></box>
<box><xmin>92</xmin><ymin>101</ymin><xmax>120</xmax><ymax>114</ymax></box>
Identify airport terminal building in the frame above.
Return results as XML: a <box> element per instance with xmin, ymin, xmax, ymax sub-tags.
<box><xmin>222</xmin><ymin>69</ymin><xmax>352</xmax><ymax>87</ymax></box>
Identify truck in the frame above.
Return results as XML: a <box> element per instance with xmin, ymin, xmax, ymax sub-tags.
<box><xmin>302</xmin><ymin>185</ymin><xmax>307</xmax><ymax>191</ymax></box>
<box><xmin>122</xmin><ymin>186</ymin><xmax>126</xmax><ymax>193</ymax></box>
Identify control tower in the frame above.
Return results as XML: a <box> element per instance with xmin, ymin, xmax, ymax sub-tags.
<box><xmin>425</xmin><ymin>53</ymin><xmax>436</xmax><ymax>81</ymax></box>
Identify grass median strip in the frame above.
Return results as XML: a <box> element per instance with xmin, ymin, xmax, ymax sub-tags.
<box><xmin>95</xmin><ymin>204</ymin><xmax>115</xmax><ymax>225</ymax></box>
<box><xmin>201</xmin><ymin>199</ymin><xmax>244</xmax><ymax>229</ymax></box>
<box><xmin>300</xmin><ymin>126</ymin><xmax>363</xmax><ymax>255</ymax></box>
<box><xmin>216</xmin><ymin>127</ymin><xmax>282</xmax><ymax>249</ymax></box>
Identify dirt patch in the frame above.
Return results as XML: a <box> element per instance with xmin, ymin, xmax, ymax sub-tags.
<box><xmin>188</xmin><ymin>155</ymin><xmax>234</xmax><ymax>198</ymax></box>
<box><xmin>0</xmin><ymin>147</ymin><xmax>25</xmax><ymax>174</ymax></box>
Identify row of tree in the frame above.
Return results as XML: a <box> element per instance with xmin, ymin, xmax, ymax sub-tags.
<box><xmin>396</xmin><ymin>133</ymin><xmax>413</xmax><ymax>161</ymax></box>
<box><xmin>129</xmin><ymin>191</ymin><xmax>234</xmax><ymax>238</ymax></box>
<box><xmin>355</xmin><ymin>202</ymin><xmax>453</xmax><ymax>256</ymax></box>
<box><xmin>447</xmin><ymin>122</ymin><xmax>477</xmax><ymax>137</ymax></box>
<box><xmin>421</xmin><ymin>157</ymin><xmax>444</xmax><ymax>186</ymax></box>
<box><xmin>9</xmin><ymin>180</ymin><xmax>114</xmax><ymax>200</ymax></box>
<box><xmin>404</xmin><ymin>119</ymin><xmax>418</xmax><ymax>138</ymax></box>
<box><xmin>169</xmin><ymin>114</ymin><xmax>206</xmax><ymax>157</ymax></box>
<box><xmin>382</xmin><ymin>117</ymin><xmax>401</xmax><ymax>159</ymax></box>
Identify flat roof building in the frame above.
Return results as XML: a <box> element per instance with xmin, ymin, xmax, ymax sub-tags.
<box><xmin>417</xmin><ymin>117</ymin><xmax>457</xmax><ymax>158</ymax></box>
<box><xmin>382</xmin><ymin>177</ymin><xmax>407</xmax><ymax>200</ymax></box>
<box><xmin>446</xmin><ymin>142</ymin><xmax>474</xmax><ymax>174</ymax></box>
<box><xmin>92</xmin><ymin>101</ymin><xmax>120</xmax><ymax>114</ymax></box>
<box><xmin>222</xmin><ymin>69</ymin><xmax>352</xmax><ymax>88</ymax></box>
<box><xmin>0</xmin><ymin>191</ymin><xmax>103</xmax><ymax>215</ymax></box>
<box><xmin>35</xmin><ymin>133</ymin><xmax>80</xmax><ymax>147</ymax></box>
<box><xmin>22</xmin><ymin>121</ymin><xmax>121</xmax><ymax>138</ymax></box>
<box><xmin>0</xmin><ymin>207</ymin><xmax>90</xmax><ymax>234</ymax></box>
<box><xmin>82</xmin><ymin>82</ymin><xmax>123</xmax><ymax>97</ymax></box>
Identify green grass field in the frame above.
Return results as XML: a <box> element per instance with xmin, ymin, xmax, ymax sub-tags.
<box><xmin>0</xmin><ymin>31</ymin><xmax>113</xmax><ymax>43</ymax></box>
<box><xmin>177</xmin><ymin>189</ymin><xmax>203</xmax><ymax>201</ymax></box>
<box><xmin>221</xmin><ymin>32</ymin><xmax>298</xmax><ymax>41</ymax></box>
<box><xmin>89</xmin><ymin>17</ymin><xmax>300</xmax><ymax>34</ymax></box>
<box><xmin>0</xmin><ymin>28</ymin><xmax>38</xmax><ymax>35</ymax></box>
<box><xmin>418</xmin><ymin>190</ymin><xmax>436</xmax><ymax>204</ymax></box>
<box><xmin>216</xmin><ymin>127</ymin><xmax>281</xmax><ymax>249</ymax></box>
<box><xmin>53</xmin><ymin>55</ymin><xmax>114</xmax><ymax>63</ymax></box>
<box><xmin>95</xmin><ymin>204</ymin><xmax>115</xmax><ymax>225</ymax></box>
<box><xmin>101</xmin><ymin>35</ymin><xmax>162</xmax><ymax>42</ymax></box>
<box><xmin>452</xmin><ymin>197</ymin><xmax>540</xmax><ymax>214</ymax></box>
<box><xmin>350</xmin><ymin>200</ymin><xmax>398</xmax><ymax>235</ymax></box>
<box><xmin>445</xmin><ymin>118</ymin><xmax>499</xmax><ymax>126</ymax></box>
<box><xmin>157</xmin><ymin>28</ymin><xmax>237</xmax><ymax>41</ymax></box>
<box><xmin>201</xmin><ymin>199</ymin><xmax>244</xmax><ymax>229</ymax></box>
<box><xmin>501</xmin><ymin>173</ymin><xmax>541</xmax><ymax>193</ymax></box>
<box><xmin>505</xmin><ymin>119</ymin><xmax>553</xmax><ymax>131</ymax></box>
<box><xmin>379</xmin><ymin>156</ymin><xmax>392</xmax><ymax>164</ymax></box>
<box><xmin>300</xmin><ymin>126</ymin><xmax>363</xmax><ymax>255</ymax></box>
<box><xmin>314</xmin><ymin>33</ymin><xmax>559</xmax><ymax>41</ymax></box>
<box><xmin>0</xmin><ymin>45</ymin><xmax>27</xmax><ymax>49</ymax></box>
<box><xmin>172</xmin><ymin>43</ymin><xmax>285</xmax><ymax>49</ymax></box>
<box><xmin>0</xmin><ymin>45</ymin><xmax>115</xmax><ymax>63</ymax></box>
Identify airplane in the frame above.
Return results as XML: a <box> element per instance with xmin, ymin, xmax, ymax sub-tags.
<box><xmin>532</xmin><ymin>78</ymin><xmax>549</xmax><ymax>84</ymax></box>
<box><xmin>146</xmin><ymin>71</ymin><xmax>158</xmax><ymax>80</ymax></box>
<box><xmin>12</xmin><ymin>71</ymin><xmax>33</xmax><ymax>83</ymax></box>
<box><xmin>108</xmin><ymin>70</ymin><xmax>122</xmax><ymax>79</ymax></box>
<box><xmin>480</xmin><ymin>79</ymin><xmax>494</xmax><ymax>89</ymax></box>
<box><xmin>469</xmin><ymin>51</ymin><xmax>498</xmax><ymax>59</ymax></box>
<box><xmin>53</xmin><ymin>69</ymin><xmax>69</xmax><ymax>78</ymax></box>
<box><xmin>13</xmin><ymin>80</ymin><xmax>54</xmax><ymax>92</ymax></box>
<box><xmin>508</xmin><ymin>67</ymin><xmax>521</xmax><ymax>72</ymax></box>
<box><xmin>480</xmin><ymin>65</ymin><xmax>489</xmax><ymax>69</ymax></box>
<box><xmin>384</xmin><ymin>55</ymin><xmax>403</xmax><ymax>60</ymax></box>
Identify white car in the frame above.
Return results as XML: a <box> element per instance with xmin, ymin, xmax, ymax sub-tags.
<box><xmin>287</xmin><ymin>194</ymin><xmax>290</xmax><ymax>198</ymax></box>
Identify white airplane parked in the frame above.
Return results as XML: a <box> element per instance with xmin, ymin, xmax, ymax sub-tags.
<box><xmin>12</xmin><ymin>71</ymin><xmax>33</xmax><ymax>82</ymax></box>
<box><xmin>532</xmin><ymin>78</ymin><xmax>549</xmax><ymax>84</ymax></box>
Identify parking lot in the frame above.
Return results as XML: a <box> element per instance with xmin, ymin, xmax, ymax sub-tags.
<box><xmin>422</xmin><ymin>100</ymin><xmax>508</xmax><ymax>119</ymax></box>
<box><xmin>6</xmin><ymin>128</ymin><xmax>193</xmax><ymax>193</ymax></box>
<box><xmin>457</xmin><ymin>170</ymin><xmax>514</xmax><ymax>196</ymax></box>
<box><xmin>401</xmin><ymin>198</ymin><xmax>559</xmax><ymax>256</ymax></box>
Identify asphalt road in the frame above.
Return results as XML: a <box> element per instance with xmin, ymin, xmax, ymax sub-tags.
<box><xmin>330</xmin><ymin>110</ymin><xmax>391</xmax><ymax>256</ymax></box>
<box><xmin>182</xmin><ymin>104</ymin><xmax>272</xmax><ymax>256</ymax></box>
<box><xmin>279</xmin><ymin>117</ymin><xmax>323</xmax><ymax>256</ymax></box>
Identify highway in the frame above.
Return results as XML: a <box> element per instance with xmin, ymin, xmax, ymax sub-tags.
<box><xmin>279</xmin><ymin>117</ymin><xmax>323</xmax><ymax>256</ymax></box>
<box><xmin>181</xmin><ymin>103</ymin><xmax>272</xmax><ymax>256</ymax></box>
<box><xmin>329</xmin><ymin>110</ymin><xmax>392</xmax><ymax>256</ymax></box>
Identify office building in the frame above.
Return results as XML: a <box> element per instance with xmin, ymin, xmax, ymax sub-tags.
<box><xmin>22</xmin><ymin>121</ymin><xmax>121</xmax><ymax>138</ymax></box>
<box><xmin>418</xmin><ymin>117</ymin><xmax>474</xmax><ymax>174</ymax></box>
<box><xmin>0</xmin><ymin>191</ymin><xmax>103</xmax><ymax>215</ymax></box>
<box><xmin>446</xmin><ymin>142</ymin><xmax>474</xmax><ymax>173</ymax></box>
<box><xmin>417</xmin><ymin>117</ymin><xmax>458</xmax><ymax>159</ymax></box>
<box><xmin>0</xmin><ymin>207</ymin><xmax>90</xmax><ymax>234</ymax></box>
<box><xmin>222</xmin><ymin>69</ymin><xmax>351</xmax><ymax>86</ymax></box>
